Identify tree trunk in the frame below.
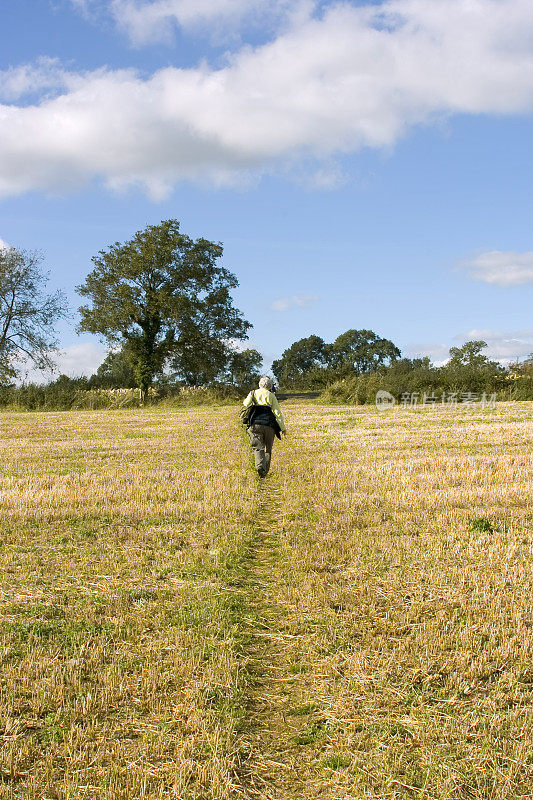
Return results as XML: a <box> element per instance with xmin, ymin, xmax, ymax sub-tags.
<box><xmin>139</xmin><ymin>379</ymin><xmax>150</xmax><ymax>406</ymax></box>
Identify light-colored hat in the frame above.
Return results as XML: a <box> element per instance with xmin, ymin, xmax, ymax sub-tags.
<box><xmin>258</xmin><ymin>376</ymin><xmax>273</xmax><ymax>390</ymax></box>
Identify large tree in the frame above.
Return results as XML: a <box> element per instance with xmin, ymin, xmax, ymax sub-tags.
<box><xmin>272</xmin><ymin>335</ymin><xmax>327</xmax><ymax>387</ymax></box>
<box><xmin>0</xmin><ymin>247</ymin><xmax>68</xmax><ymax>384</ymax></box>
<box><xmin>444</xmin><ymin>339</ymin><xmax>506</xmax><ymax>390</ymax></box>
<box><xmin>448</xmin><ymin>340</ymin><xmax>493</xmax><ymax>368</ymax></box>
<box><xmin>77</xmin><ymin>220</ymin><xmax>251</xmax><ymax>399</ymax></box>
<box><xmin>327</xmin><ymin>329</ymin><xmax>401</xmax><ymax>376</ymax></box>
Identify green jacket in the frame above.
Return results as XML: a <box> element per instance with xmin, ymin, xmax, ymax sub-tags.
<box><xmin>242</xmin><ymin>387</ymin><xmax>286</xmax><ymax>432</ymax></box>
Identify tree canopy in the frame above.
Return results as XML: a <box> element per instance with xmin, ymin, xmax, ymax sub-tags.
<box><xmin>271</xmin><ymin>335</ymin><xmax>327</xmax><ymax>387</ymax></box>
<box><xmin>77</xmin><ymin>220</ymin><xmax>252</xmax><ymax>398</ymax></box>
<box><xmin>89</xmin><ymin>349</ymin><xmax>137</xmax><ymax>389</ymax></box>
<box><xmin>327</xmin><ymin>329</ymin><xmax>401</xmax><ymax>376</ymax></box>
<box><xmin>448</xmin><ymin>340</ymin><xmax>495</xmax><ymax>369</ymax></box>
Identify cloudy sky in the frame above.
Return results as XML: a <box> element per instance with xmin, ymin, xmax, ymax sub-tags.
<box><xmin>1</xmin><ymin>0</ymin><xmax>533</xmax><ymax>378</ymax></box>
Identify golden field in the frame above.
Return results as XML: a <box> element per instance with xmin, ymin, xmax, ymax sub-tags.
<box><xmin>0</xmin><ymin>400</ymin><xmax>532</xmax><ymax>799</ymax></box>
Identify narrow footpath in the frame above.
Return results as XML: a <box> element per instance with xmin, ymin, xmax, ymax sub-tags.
<box><xmin>231</xmin><ymin>420</ymin><xmax>330</xmax><ymax>800</ymax></box>
<box><xmin>234</xmin><ymin>478</ymin><xmax>308</xmax><ymax>799</ymax></box>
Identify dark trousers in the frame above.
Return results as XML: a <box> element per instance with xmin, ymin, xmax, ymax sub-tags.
<box><xmin>247</xmin><ymin>424</ymin><xmax>275</xmax><ymax>477</ymax></box>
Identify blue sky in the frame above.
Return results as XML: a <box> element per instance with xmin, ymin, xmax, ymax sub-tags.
<box><xmin>1</xmin><ymin>0</ymin><xmax>533</xmax><ymax>379</ymax></box>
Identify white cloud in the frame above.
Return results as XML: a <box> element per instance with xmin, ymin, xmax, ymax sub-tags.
<box><xmin>68</xmin><ymin>0</ymin><xmax>90</xmax><ymax>10</ymax></box>
<box><xmin>3</xmin><ymin>0</ymin><xmax>533</xmax><ymax>196</ymax></box>
<box><xmin>16</xmin><ymin>342</ymin><xmax>107</xmax><ymax>383</ymax></box>
<box><xmin>452</xmin><ymin>329</ymin><xmax>533</xmax><ymax>363</ymax></box>
<box><xmin>270</xmin><ymin>298</ymin><xmax>290</xmax><ymax>311</ymax></box>
<box><xmin>54</xmin><ymin>342</ymin><xmax>108</xmax><ymax>376</ymax></box>
<box><xmin>69</xmin><ymin>0</ymin><xmax>301</xmax><ymax>45</ymax></box>
<box><xmin>269</xmin><ymin>293</ymin><xmax>318</xmax><ymax>311</ymax></box>
<box><xmin>109</xmin><ymin>0</ymin><xmax>298</xmax><ymax>45</ymax></box>
<box><xmin>296</xmin><ymin>159</ymin><xmax>347</xmax><ymax>189</ymax></box>
<box><xmin>0</xmin><ymin>57</ymin><xmax>69</xmax><ymax>102</ymax></box>
<box><xmin>0</xmin><ymin>237</ymin><xmax>10</xmax><ymax>250</ymax></box>
<box><xmin>407</xmin><ymin>329</ymin><xmax>533</xmax><ymax>366</ymax></box>
<box><xmin>462</xmin><ymin>250</ymin><xmax>533</xmax><ymax>286</ymax></box>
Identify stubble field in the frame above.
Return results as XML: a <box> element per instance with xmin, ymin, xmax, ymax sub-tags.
<box><xmin>0</xmin><ymin>400</ymin><xmax>532</xmax><ymax>800</ymax></box>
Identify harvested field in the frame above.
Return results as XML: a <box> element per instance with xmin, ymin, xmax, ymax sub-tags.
<box><xmin>0</xmin><ymin>400</ymin><xmax>532</xmax><ymax>799</ymax></box>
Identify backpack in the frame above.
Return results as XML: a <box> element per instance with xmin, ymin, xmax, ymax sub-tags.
<box><xmin>239</xmin><ymin>390</ymin><xmax>257</xmax><ymax>426</ymax></box>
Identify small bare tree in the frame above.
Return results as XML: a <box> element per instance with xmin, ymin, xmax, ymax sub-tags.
<box><xmin>0</xmin><ymin>247</ymin><xmax>68</xmax><ymax>384</ymax></box>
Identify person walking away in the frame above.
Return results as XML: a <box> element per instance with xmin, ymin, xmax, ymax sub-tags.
<box><xmin>242</xmin><ymin>376</ymin><xmax>286</xmax><ymax>477</ymax></box>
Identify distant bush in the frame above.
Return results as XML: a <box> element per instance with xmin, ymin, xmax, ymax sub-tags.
<box><xmin>321</xmin><ymin>373</ymin><xmax>384</xmax><ymax>405</ymax></box>
<box><xmin>0</xmin><ymin>376</ymin><xmax>89</xmax><ymax>411</ymax></box>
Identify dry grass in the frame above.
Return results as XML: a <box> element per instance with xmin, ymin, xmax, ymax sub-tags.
<box><xmin>0</xmin><ymin>408</ymin><xmax>257</xmax><ymax>799</ymax></box>
<box><xmin>256</xmin><ymin>401</ymin><xmax>533</xmax><ymax>799</ymax></box>
<box><xmin>0</xmin><ymin>401</ymin><xmax>532</xmax><ymax>799</ymax></box>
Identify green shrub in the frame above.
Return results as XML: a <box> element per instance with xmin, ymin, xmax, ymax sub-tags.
<box><xmin>469</xmin><ymin>517</ymin><xmax>494</xmax><ymax>533</ymax></box>
<box><xmin>323</xmin><ymin>754</ymin><xmax>351</xmax><ymax>770</ymax></box>
<box><xmin>0</xmin><ymin>378</ymin><xmax>242</xmax><ymax>411</ymax></box>
<box><xmin>321</xmin><ymin>361</ymin><xmax>530</xmax><ymax>405</ymax></box>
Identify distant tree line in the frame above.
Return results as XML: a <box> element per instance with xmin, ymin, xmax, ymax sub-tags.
<box><xmin>1</xmin><ymin>220</ymin><xmax>532</xmax><ymax>407</ymax></box>
<box><xmin>323</xmin><ymin>341</ymin><xmax>533</xmax><ymax>402</ymax></box>
<box><xmin>272</xmin><ymin>331</ymin><xmax>533</xmax><ymax>401</ymax></box>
